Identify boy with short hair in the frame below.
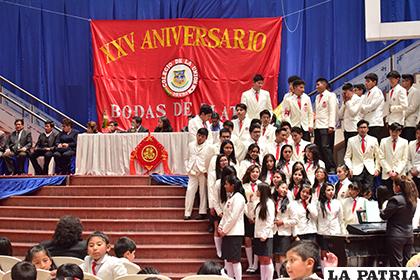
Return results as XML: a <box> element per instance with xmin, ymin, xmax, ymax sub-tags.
<box><xmin>259</xmin><ymin>110</ymin><xmax>276</xmax><ymax>143</ymax></box>
<box><xmin>188</xmin><ymin>104</ymin><xmax>213</xmax><ymax>143</ymax></box>
<box><xmin>290</xmin><ymin>126</ymin><xmax>310</xmax><ymax>162</ymax></box>
<box><xmin>232</xmin><ymin>103</ymin><xmax>251</xmax><ymax>142</ymax></box>
<box><xmin>114</xmin><ymin>237</ymin><xmax>141</xmax><ymax>272</ymax></box>
<box><xmin>384</xmin><ymin>71</ymin><xmax>408</xmax><ymax>126</ymax></box>
<box><xmin>241</xmin><ymin>74</ymin><xmax>273</xmax><ymax>120</ymax></box>
<box><xmin>11</xmin><ymin>261</ymin><xmax>37</xmax><ymax>280</ymax></box>
<box><xmin>338</xmin><ymin>83</ymin><xmax>362</xmax><ymax>148</ymax></box>
<box><xmin>402</xmin><ymin>74</ymin><xmax>420</xmax><ymax>141</ymax></box>
<box><xmin>184</xmin><ymin>128</ymin><xmax>210</xmax><ymax>220</ymax></box>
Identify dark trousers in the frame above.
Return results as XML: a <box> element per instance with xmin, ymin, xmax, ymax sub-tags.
<box><xmin>343</xmin><ymin>131</ymin><xmax>358</xmax><ymax>151</ymax></box>
<box><xmin>402</xmin><ymin>127</ymin><xmax>416</xmax><ymax>142</ymax></box>
<box><xmin>30</xmin><ymin>149</ymin><xmax>53</xmax><ymax>175</ymax></box>
<box><xmin>387</xmin><ymin>236</ymin><xmax>414</xmax><ymax>267</ymax></box>
<box><xmin>368</xmin><ymin>126</ymin><xmax>385</xmax><ymax>144</ymax></box>
<box><xmin>302</xmin><ymin>130</ymin><xmax>311</xmax><ymax>142</ymax></box>
<box><xmin>3</xmin><ymin>151</ymin><xmax>28</xmax><ymax>175</ymax></box>
<box><xmin>314</xmin><ymin>128</ymin><xmax>336</xmax><ymax>172</ymax></box>
<box><xmin>53</xmin><ymin>150</ymin><xmax>75</xmax><ymax>174</ymax></box>
<box><xmin>353</xmin><ymin>167</ymin><xmax>374</xmax><ymax>193</ymax></box>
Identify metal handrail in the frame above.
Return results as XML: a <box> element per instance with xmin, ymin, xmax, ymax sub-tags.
<box><xmin>0</xmin><ymin>75</ymin><xmax>85</xmax><ymax>130</ymax></box>
<box><xmin>0</xmin><ymin>92</ymin><xmax>62</xmax><ymax>132</ymax></box>
<box><xmin>308</xmin><ymin>39</ymin><xmax>404</xmax><ymax>96</ymax></box>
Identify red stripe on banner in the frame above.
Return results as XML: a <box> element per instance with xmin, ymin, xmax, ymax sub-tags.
<box><xmin>91</xmin><ymin>18</ymin><xmax>282</xmax><ymax>131</ymax></box>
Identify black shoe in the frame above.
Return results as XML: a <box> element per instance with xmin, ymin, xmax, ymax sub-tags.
<box><xmin>208</xmin><ymin>225</ymin><xmax>214</xmax><ymax>233</ymax></box>
<box><xmin>195</xmin><ymin>214</ymin><xmax>207</xmax><ymax>220</ymax></box>
<box><xmin>184</xmin><ymin>216</ymin><xmax>191</xmax><ymax>220</ymax></box>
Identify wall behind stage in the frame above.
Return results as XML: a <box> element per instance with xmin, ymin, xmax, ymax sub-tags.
<box><xmin>0</xmin><ymin>0</ymin><xmax>419</xmax><ymax>127</ymax></box>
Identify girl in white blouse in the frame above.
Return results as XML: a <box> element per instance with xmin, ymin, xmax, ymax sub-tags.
<box><xmin>260</xmin><ymin>153</ymin><xmax>276</xmax><ymax>185</ymax></box>
<box><xmin>311</xmin><ymin>167</ymin><xmax>328</xmax><ymax>204</ymax></box>
<box><xmin>334</xmin><ymin>164</ymin><xmax>351</xmax><ymax>201</ymax></box>
<box><xmin>292</xmin><ymin>184</ymin><xmax>318</xmax><ymax>243</ymax></box>
<box><xmin>277</xmin><ymin>144</ymin><xmax>295</xmax><ymax>184</ymax></box>
<box><xmin>288</xmin><ymin>166</ymin><xmax>310</xmax><ymax>200</ymax></box>
<box><xmin>238</xmin><ymin>143</ymin><xmax>260</xmax><ymax>180</ymax></box>
<box><xmin>304</xmin><ymin>144</ymin><xmax>325</xmax><ymax>185</ymax></box>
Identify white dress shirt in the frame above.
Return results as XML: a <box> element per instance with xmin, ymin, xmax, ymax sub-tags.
<box><xmin>384</xmin><ymin>83</ymin><xmax>408</xmax><ymax>125</ymax></box>
<box><xmin>282</xmin><ymin>93</ymin><xmax>314</xmax><ymax>131</ymax></box>
<box><xmin>274</xmin><ymin>198</ymin><xmax>297</xmax><ymax>236</ymax></box>
<box><xmin>338</xmin><ymin>94</ymin><xmax>362</xmax><ymax>132</ymax></box>
<box><xmin>260</xmin><ymin>123</ymin><xmax>277</xmax><ymax>144</ymax></box>
<box><xmin>241</xmin><ymin>88</ymin><xmax>273</xmax><ymax>120</ymax></box>
<box><xmin>317</xmin><ymin>199</ymin><xmax>346</xmax><ymax>235</ymax></box>
<box><xmin>360</xmin><ymin>86</ymin><xmax>385</xmax><ymax>127</ymax></box>
<box><xmin>405</xmin><ymin>86</ymin><xmax>420</xmax><ymax>127</ymax></box>
<box><xmin>314</xmin><ymin>90</ymin><xmax>337</xmax><ymax>129</ymax></box>
<box><xmin>80</xmin><ymin>254</ymin><xmax>127</xmax><ymax>280</ymax></box>
<box><xmin>265</xmin><ymin>141</ymin><xmax>285</xmax><ymax>161</ymax></box>
<box><xmin>219</xmin><ymin>192</ymin><xmax>246</xmax><ymax>236</ymax></box>
<box><xmin>407</xmin><ymin>140</ymin><xmax>420</xmax><ymax>178</ymax></box>
<box><xmin>344</xmin><ymin>134</ymin><xmax>381</xmax><ymax>176</ymax></box>
<box><xmin>379</xmin><ymin>136</ymin><xmax>408</xmax><ymax>179</ymax></box>
<box><xmin>304</xmin><ymin>160</ymin><xmax>325</xmax><ymax>185</ymax></box>
<box><xmin>291</xmin><ymin>139</ymin><xmax>310</xmax><ymax>162</ymax></box>
<box><xmin>291</xmin><ymin>200</ymin><xmax>318</xmax><ymax>236</ymax></box>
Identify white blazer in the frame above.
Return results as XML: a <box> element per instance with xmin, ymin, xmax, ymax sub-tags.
<box><xmin>265</xmin><ymin>141</ymin><xmax>285</xmax><ymax>161</ymax></box>
<box><xmin>304</xmin><ymin>160</ymin><xmax>325</xmax><ymax>185</ymax></box>
<box><xmin>219</xmin><ymin>192</ymin><xmax>246</xmax><ymax>236</ymax></box>
<box><xmin>407</xmin><ymin>140</ymin><xmax>420</xmax><ymax>178</ymax></box>
<box><xmin>243</xmin><ymin>180</ymin><xmax>261</xmax><ymax>219</ymax></box>
<box><xmin>379</xmin><ymin>136</ymin><xmax>409</xmax><ymax>179</ymax></box>
<box><xmin>384</xmin><ymin>84</ymin><xmax>408</xmax><ymax>125</ymax></box>
<box><xmin>314</xmin><ymin>90</ymin><xmax>337</xmax><ymax>129</ymax></box>
<box><xmin>405</xmin><ymin>86</ymin><xmax>420</xmax><ymax>127</ymax></box>
<box><xmin>260</xmin><ymin>124</ymin><xmax>277</xmax><ymax>144</ymax></box>
<box><xmin>291</xmin><ymin>139</ymin><xmax>310</xmax><ymax>162</ymax></box>
<box><xmin>341</xmin><ymin>196</ymin><xmax>367</xmax><ymax>228</ymax></box>
<box><xmin>80</xmin><ymin>254</ymin><xmax>127</xmax><ymax>280</ymax></box>
<box><xmin>238</xmin><ymin>159</ymin><xmax>257</xmax><ymax>181</ymax></box>
<box><xmin>344</xmin><ymin>134</ymin><xmax>381</xmax><ymax>176</ymax></box>
<box><xmin>274</xmin><ymin>198</ymin><xmax>297</xmax><ymax>236</ymax></box>
<box><xmin>241</xmin><ymin>88</ymin><xmax>273</xmax><ymax>120</ymax></box>
<box><xmin>291</xmin><ymin>200</ymin><xmax>318</xmax><ymax>236</ymax></box>
<box><xmin>338</xmin><ymin>94</ymin><xmax>362</xmax><ymax>132</ymax></box>
<box><xmin>360</xmin><ymin>86</ymin><xmax>385</xmax><ymax>127</ymax></box>
<box><xmin>317</xmin><ymin>199</ymin><xmax>346</xmax><ymax>235</ymax></box>
<box><xmin>254</xmin><ymin>199</ymin><xmax>276</xmax><ymax>239</ymax></box>
<box><xmin>188</xmin><ymin>115</ymin><xmax>212</xmax><ymax>143</ymax></box>
<box><xmin>184</xmin><ymin>141</ymin><xmax>209</xmax><ymax>175</ymax></box>
<box><xmin>334</xmin><ymin>178</ymin><xmax>351</xmax><ymax>202</ymax></box>
<box><xmin>282</xmin><ymin>93</ymin><xmax>314</xmax><ymax>131</ymax></box>
<box><xmin>279</xmin><ymin>160</ymin><xmax>295</xmax><ymax>185</ymax></box>
<box><xmin>232</xmin><ymin>117</ymin><xmax>251</xmax><ymax>142</ymax></box>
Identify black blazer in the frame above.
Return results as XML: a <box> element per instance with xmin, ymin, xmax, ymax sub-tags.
<box><xmin>55</xmin><ymin>129</ymin><xmax>79</xmax><ymax>151</ymax></box>
<box><xmin>35</xmin><ymin>131</ymin><xmax>58</xmax><ymax>150</ymax></box>
<box><xmin>380</xmin><ymin>193</ymin><xmax>416</xmax><ymax>238</ymax></box>
<box><xmin>40</xmin><ymin>239</ymin><xmax>87</xmax><ymax>259</ymax></box>
<box><xmin>5</xmin><ymin>129</ymin><xmax>32</xmax><ymax>152</ymax></box>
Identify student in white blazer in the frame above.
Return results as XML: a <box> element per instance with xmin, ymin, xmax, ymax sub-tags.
<box><xmin>80</xmin><ymin>232</ymin><xmax>127</xmax><ymax>280</ymax></box>
<box><xmin>338</xmin><ymin>83</ymin><xmax>362</xmax><ymax>149</ymax></box>
<box><xmin>241</xmin><ymin>74</ymin><xmax>273</xmax><ymax>120</ymax></box>
<box><xmin>314</xmin><ymin>78</ymin><xmax>337</xmax><ymax>173</ymax></box>
<box><xmin>344</xmin><ymin>120</ymin><xmax>381</xmax><ymax>194</ymax></box>
<box><xmin>384</xmin><ymin>71</ymin><xmax>408</xmax><ymax>126</ymax></box>
<box><xmin>334</xmin><ymin>164</ymin><xmax>351</xmax><ymax>201</ymax></box>
<box><xmin>232</xmin><ymin>103</ymin><xmax>252</xmax><ymax>142</ymax></box>
<box><xmin>317</xmin><ymin>183</ymin><xmax>346</xmax><ymax>237</ymax></box>
<box><xmin>184</xmin><ymin>128</ymin><xmax>210</xmax><ymax>220</ymax></box>
<box><xmin>291</xmin><ymin>127</ymin><xmax>310</xmax><ymax>163</ymax></box>
<box><xmin>204</xmin><ymin>128</ymin><xmax>232</xmax><ymax>172</ymax></box>
<box><xmin>273</xmin><ymin>75</ymin><xmax>301</xmax><ymax>122</ymax></box>
<box><xmin>407</xmin><ymin>124</ymin><xmax>420</xmax><ymax>191</ymax></box>
<box><xmin>291</xmin><ymin>184</ymin><xmax>318</xmax><ymax>243</ymax></box>
<box><xmin>239</xmin><ymin>124</ymin><xmax>266</xmax><ymax>163</ymax></box>
<box><xmin>360</xmin><ymin>73</ymin><xmax>385</xmax><ymax>142</ymax></box>
<box><xmin>265</xmin><ymin>127</ymin><xmax>288</xmax><ymax>161</ymax></box>
<box><xmin>304</xmin><ymin>144</ymin><xmax>325</xmax><ymax>186</ymax></box>
<box><xmin>341</xmin><ymin>182</ymin><xmax>367</xmax><ymax>231</ymax></box>
<box><xmin>188</xmin><ymin>104</ymin><xmax>213</xmax><ymax>144</ymax></box>
<box><xmin>282</xmin><ymin>79</ymin><xmax>313</xmax><ymax>141</ymax></box>
<box><xmin>260</xmin><ymin>110</ymin><xmax>277</xmax><ymax>144</ymax></box>
<box><xmin>402</xmin><ymin>74</ymin><xmax>420</xmax><ymax>141</ymax></box>
<box><xmin>379</xmin><ymin>122</ymin><xmax>409</xmax><ymax>190</ymax></box>
<box><xmin>218</xmin><ymin>175</ymin><xmax>246</xmax><ymax>280</ymax></box>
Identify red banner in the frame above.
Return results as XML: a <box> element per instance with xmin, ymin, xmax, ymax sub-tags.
<box><xmin>91</xmin><ymin>18</ymin><xmax>282</xmax><ymax>131</ymax></box>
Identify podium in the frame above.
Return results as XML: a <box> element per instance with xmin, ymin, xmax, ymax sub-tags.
<box><xmin>323</xmin><ymin>233</ymin><xmax>420</xmax><ymax>267</ymax></box>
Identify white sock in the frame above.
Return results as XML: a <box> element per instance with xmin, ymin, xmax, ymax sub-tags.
<box><xmin>252</xmin><ymin>254</ymin><xmax>259</xmax><ymax>269</ymax></box>
<box><xmin>245</xmin><ymin>247</ymin><xmax>253</xmax><ymax>268</ymax></box>
<box><xmin>275</xmin><ymin>262</ymin><xmax>282</xmax><ymax>277</ymax></box>
<box><xmin>232</xmin><ymin>262</ymin><xmax>242</xmax><ymax>280</ymax></box>
<box><xmin>225</xmin><ymin>261</ymin><xmax>234</xmax><ymax>278</ymax></box>
<box><xmin>260</xmin><ymin>264</ymin><xmax>266</xmax><ymax>280</ymax></box>
<box><xmin>265</xmin><ymin>263</ymin><xmax>274</xmax><ymax>280</ymax></box>
<box><xmin>214</xmin><ymin>236</ymin><xmax>222</xmax><ymax>258</ymax></box>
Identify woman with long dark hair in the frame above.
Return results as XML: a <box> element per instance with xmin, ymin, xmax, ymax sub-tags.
<box><xmin>380</xmin><ymin>176</ymin><xmax>418</xmax><ymax>266</ymax></box>
<box><xmin>154</xmin><ymin>116</ymin><xmax>173</xmax><ymax>132</ymax></box>
<box><xmin>303</xmin><ymin>144</ymin><xmax>325</xmax><ymax>185</ymax></box>
<box><xmin>277</xmin><ymin>144</ymin><xmax>295</xmax><ymax>184</ymax></box>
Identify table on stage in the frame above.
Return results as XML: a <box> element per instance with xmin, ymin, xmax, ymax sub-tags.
<box><xmin>75</xmin><ymin>132</ymin><xmax>217</xmax><ymax>175</ymax></box>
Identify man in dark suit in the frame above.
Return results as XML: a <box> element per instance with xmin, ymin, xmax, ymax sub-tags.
<box><xmin>2</xmin><ymin>119</ymin><xmax>32</xmax><ymax>175</ymax></box>
<box><xmin>53</xmin><ymin>118</ymin><xmax>79</xmax><ymax>175</ymax></box>
<box><xmin>29</xmin><ymin>120</ymin><xmax>58</xmax><ymax>175</ymax></box>
<box><xmin>128</xmin><ymin>116</ymin><xmax>149</xmax><ymax>133</ymax></box>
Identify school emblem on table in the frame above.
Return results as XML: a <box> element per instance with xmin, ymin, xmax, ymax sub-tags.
<box><xmin>161</xmin><ymin>58</ymin><xmax>199</xmax><ymax>98</ymax></box>
<box><xmin>129</xmin><ymin>133</ymin><xmax>172</xmax><ymax>175</ymax></box>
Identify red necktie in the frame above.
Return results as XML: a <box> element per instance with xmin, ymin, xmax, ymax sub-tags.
<box><xmin>393</xmin><ymin>139</ymin><xmax>397</xmax><ymax>151</ymax></box>
<box><xmin>285</xmin><ymin>162</ymin><xmax>290</xmax><ymax>174</ymax></box>
<box><xmin>297</xmin><ymin>96</ymin><xmax>301</xmax><ymax>109</ymax></box>
<box><xmin>318</xmin><ymin>93</ymin><xmax>323</xmax><ymax>103</ymax></box>
<box><xmin>302</xmin><ymin>200</ymin><xmax>307</xmax><ymax>209</ymax></box>
<box><xmin>390</xmin><ymin>89</ymin><xmax>394</xmax><ymax>99</ymax></box>
<box><xmin>293</xmin><ymin>185</ymin><xmax>299</xmax><ymax>198</ymax></box>
<box><xmin>367</xmin><ymin>90</ymin><xmax>371</xmax><ymax>97</ymax></box>
<box><xmin>296</xmin><ymin>143</ymin><xmax>300</xmax><ymax>156</ymax></box>
<box><xmin>255</xmin><ymin>91</ymin><xmax>259</xmax><ymax>102</ymax></box>
<box><xmin>361</xmin><ymin>136</ymin><xmax>366</xmax><ymax>153</ymax></box>
<box><xmin>306</xmin><ymin>161</ymin><xmax>312</xmax><ymax>172</ymax></box>
<box><xmin>202</xmin><ymin>121</ymin><xmax>206</xmax><ymax>128</ymax></box>
<box><xmin>416</xmin><ymin>142</ymin><xmax>420</xmax><ymax>152</ymax></box>
<box><xmin>92</xmin><ymin>261</ymin><xmax>97</xmax><ymax>275</ymax></box>
<box><xmin>251</xmin><ymin>182</ymin><xmax>256</xmax><ymax>192</ymax></box>
<box><xmin>352</xmin><ymin>199</ymin><xmax>357</xmax><ymax>213</ymax></box>
<box><xmin>269</xmin><ymin>171</ymin><xmax>273</xmax><ymax>182</ymax></box>
<box><xmin>327</xmin><ymin>201</ymin><xmax>331</xmax><ymax>211</ymax></box>
<box><xmin>317</xmin><ymin>184</ymin><xmax>321</xmax><ymax>197</ymax></box>
<box><xmin>263</xmin><ymin>127</ymin><xmax>266</xmax><ymax>136</ymax></box>
<box><xmin>276</xmin><ymin>143</ymin><xmax>281</xmax><ymax>160</ymax></box>
<box><xmin>239</xmin><ymin>120</ymin><xmax>243</xmax><ymax>131</ymax></box>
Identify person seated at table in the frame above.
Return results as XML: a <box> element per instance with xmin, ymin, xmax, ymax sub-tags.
<box><xmin>53</xmin><ymin>118</ymin><xmax>79</xmax><ymax>175</ymax></box>
<box><xmin>0</xmin><ymin>129</ymin><xmax>6</xmax><ymax>157</ymax></box>
<box><xmin>86</xmin><ymin>121</ymin><xmax>99</xmax><ymax>134</ymax></box>
<box><xmin>29</xmin><ymin>120</ymin><xmax>58</xmax><ymax>175</ymax></box>
<box><xmin>128</xmin><ymin>116</ymin><xmax>149</xmax><ymax>133</ymax></box>
<box><xmin>2</xmin><ymin>118</ymin><xmax>32</xmax><ymax>175</ymax></box>
<box><xmin>154</xmin><ymin>116</ymin><xmax>173</xmax><ymax>132</ymax></box>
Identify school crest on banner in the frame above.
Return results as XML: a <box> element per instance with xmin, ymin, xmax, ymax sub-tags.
<box><xmin>129</xmin><ymin>134</ymin><xmax>172</xmax><ymax>175</ymax></box>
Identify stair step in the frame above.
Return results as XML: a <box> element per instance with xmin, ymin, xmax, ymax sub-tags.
<box><xmin>69</xmin><ymin>175</ymin><xmax>150</xmax><ymax>185</ymax></box>
<box><xmin>0</xmin><ymin>206</ymin><xmax>191</xmax><ymax>219</ymax></box>
<box><xmin>0</xmin><ymin>196</ymin><xmax>186</xmax><ymax>207</ymax></box>
<box><xmin>34</xmin><ymin>185</ymin><xmax>186</xmax><ymax>196</ymax></box>
<box><xmin>0</xmin><ymin>217</ymin><xmax>209</xmax><ymax>232</ymax></box>
<box><xmin>0</xmin><ymin>229</ymin><xmax>213</xmax><ymax>245</ymax></box>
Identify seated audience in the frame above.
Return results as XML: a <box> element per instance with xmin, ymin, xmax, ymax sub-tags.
<box><xmin>2</xmin><ymin>118</ymin><xmax>32</xmax><ymax>175</ymax></box>
<box><xmin>154</xmin><ymin>116</ymin><xmax>173</xmax><ymax>132</ymax></box>
<box><xmin>197</xmin><ymin>261</ymin><xmax>222</xmax><ymax>275</ymax></box>
<box><xmin>53</xmin><ymin>118</ymin><xmax>79</xmax><ymax>175</ymax></box>
<box><xmin>0</xmin><ymin>236</ymin><xmax>13</xmax><ymax>271</ymax></box>
<box><xmin>29</xmin><ymin>120</ymin><xmax>58</xmax><ymax>175</ymax></box>
<box><xmin>11</xmin><ymin>261</ymin><xmax>37</xmax><ymax>280</ymax></box>
<box><xmin>107</xmin><ymin>121</ymin><xmax>120</xmax><ymax>133</ymax></box>
<box><xmin>86</xmin><ymin>121</ymin><xmax>99</xmax><ymax>133</ymax></box>
<box><xmin>114</xmin><ymin>237</ymin><xmax>139</xmax><ymax>269</ymax></box>
<box><xmin>41</xmin><ymin>215</ymin><xmax>87</xmax><ymax>259</ymax></box>
<box><xmin>24</xmin><ymin>245</ymin><xmax>57</xmax><ymax>273</ymax></box>
<box><xmin>128</xmin><ymin>116</ymin><xmax>149</xmax><ymax>133</ymax></box>
<box><xmin>56</xmin><ymin>263</ymin><xmax>84</xmax><ymax>280</ymax></box>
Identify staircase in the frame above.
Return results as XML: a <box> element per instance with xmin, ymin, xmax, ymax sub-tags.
<box><xmin>0</xmin><ymin>176</ymin><xmax>216</xmax><ymax>278</ymax></box>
